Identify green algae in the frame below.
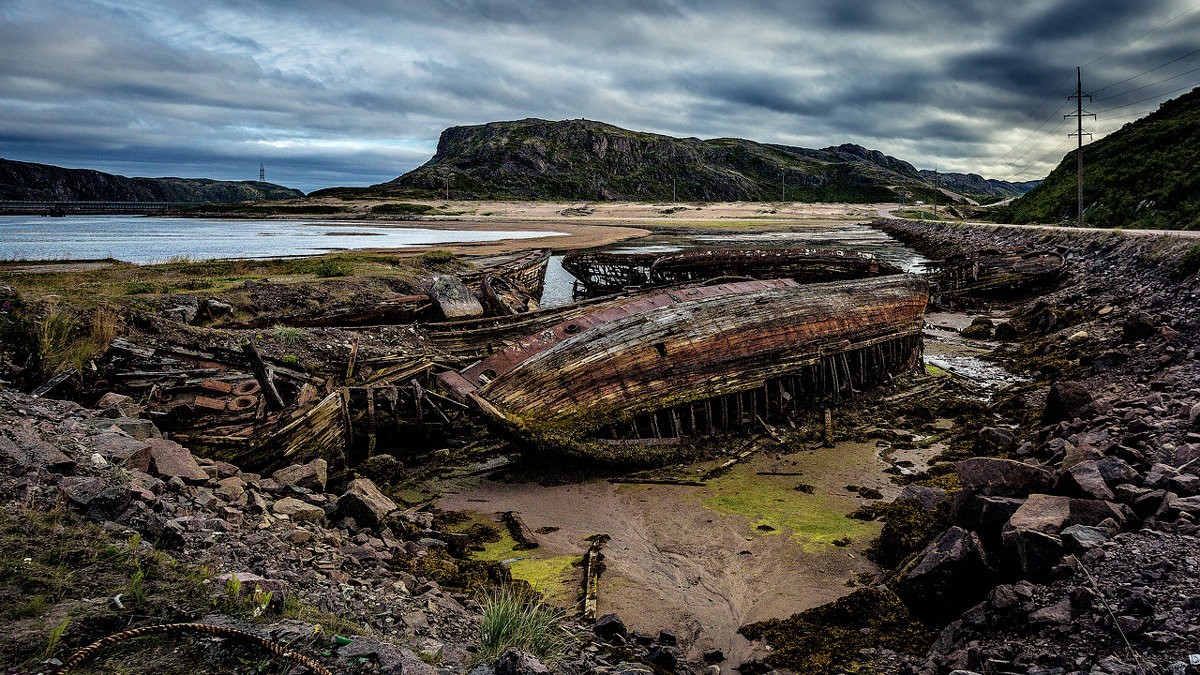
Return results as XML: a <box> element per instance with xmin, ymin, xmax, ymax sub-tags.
<box><xmin>700</xmin><ymin>469</ymin><xmax>878</xmax><ymax>551</ymax></box>
<box><xmin>472</xmin><ymin>531</ymin><xmax>581</xmax><ymax>604</ymax></box>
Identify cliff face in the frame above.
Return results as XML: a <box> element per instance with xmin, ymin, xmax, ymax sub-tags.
<box><xmin>0</xmin><ymin>159</ymin><xmax>305</xmax><ymax>202</ymax></box>
<box><xmin>365</xmin><ymin>118</ymin><xmax>935</xmax><ymax>202</ymax></box>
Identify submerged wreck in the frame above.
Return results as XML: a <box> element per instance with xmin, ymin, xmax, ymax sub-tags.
<box><xmin>925</xmin><ymin>249</ymin><xmax>1066</xmax><ymax>297</ymax></box>
<box><xmin>562</xmin><ymin>248</ymin><xmax>902</xmax><ymax>296</ymax></box>
<box><xmin>438</xmin><ymin>274</ymin><xmax>929</xmax><ymax>455</ymax></box>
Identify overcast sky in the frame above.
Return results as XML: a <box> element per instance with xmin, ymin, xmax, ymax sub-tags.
<box><xmin>2</xmin><ymin>0</ymin><xmax>1198</xmax><ymax>193</ymax></box>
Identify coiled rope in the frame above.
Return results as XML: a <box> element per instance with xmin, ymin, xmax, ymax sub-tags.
<box><xmin>54</xmin><ymin>622</ymin><xmax>334</xmax><ymax>675</ymax></box>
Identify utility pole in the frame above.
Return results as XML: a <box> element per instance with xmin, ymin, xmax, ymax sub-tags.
<box><xmin>780</xmin><ymin>172</ymin><xmax>785</xmax><ymax>201</ymax></box>
<box><xmin>933</xmin><ymin>164</ymin><xmax>938</xmax><ymax>218</ymax></box>
<box><xmin>259</xmin><ymin>163</ymin><xmax>265</xmax><ymax>182</ymax></box>
<box><xmin>1066</xmin><ymin>66</ymin><xmax>1094</xmax><ymax>227</ymax></box>
<box><xmin>444</xmin><ymin>175</ymin><xmax>449</xmax><ymax>201</ymax></box>
<box><xmin>672</xmin><ymin>177</ymin><xmax>676</xmax><ymax>204</ymax></box>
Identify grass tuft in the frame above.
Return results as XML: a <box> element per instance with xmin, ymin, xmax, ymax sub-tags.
<box><xmin>478</xmin><ymin>586</ymin><xmax>569</xmax><ymax>664</ymax></box>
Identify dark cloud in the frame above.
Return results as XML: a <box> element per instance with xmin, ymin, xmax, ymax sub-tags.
<box><xmin>1</xmin><ymin>0</ymin><xmax>1197</xmax><ymax>191</ymax></box>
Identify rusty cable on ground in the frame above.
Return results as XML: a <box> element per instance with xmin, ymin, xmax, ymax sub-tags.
<box><xmin>53</xmin><ymin>622</ymin><xmax>335</xmax><ymax>675</ymax></box>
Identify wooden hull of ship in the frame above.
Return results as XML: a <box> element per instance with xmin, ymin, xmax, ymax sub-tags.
<box><xmin>932</xmin><ymin>251</ymin><xmax>1066</xmax><ymax>297</ymax></box>
<box><xmin>561</xmin><ymin>248</ymin><xmax>901</xmax><ymax>296</ymax></box>
<box><xmin>439</xmin><ymin>275</ymin><xmax>929</xmax><ymax>447</ymax></box>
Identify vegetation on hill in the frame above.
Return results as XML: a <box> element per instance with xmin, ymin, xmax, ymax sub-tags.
<box><xmin>995</xmin><ymin>87</ymin><xmax>1200</xmax><ymax>229</ymax></box>
<box><xmin>0</xmin><ymin>159</ymin><xmax>304</xmax><ymax>202</ymax></box>
<box><xmin>314</xmin><ymin>119</ymin><xmax>1028</xmax><ymax>204</ymax></box>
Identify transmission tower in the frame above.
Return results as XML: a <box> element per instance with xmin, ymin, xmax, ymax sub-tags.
<box><xmin>1065</xmin><ymin>66</ymin><xmax>1095</xmax><ymax>227</ymax></box>
<box><xmin>259</xmin><ymin>163</ymin><xmax>265</xmax><ymax>182</ymax></box>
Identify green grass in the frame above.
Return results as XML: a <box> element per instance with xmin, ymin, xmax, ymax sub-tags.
<box><xmin>1178</xmin><ymin>244</ymin><xmax>1200</xmax><ymax>276</ymax></box>
<box><xmin>272</xmin><ymin>324</ymin><xmax>307</xmax><ymax>346</ymax></box>
<box><xmin>310</xmin><ymin>258</ymin><xmax>353</xmax><ymax>278</ymax></box>
<box><xmin>477</xmin><ymin>586</ymin><xmax>569</xmax><ymax>664</ymax></box>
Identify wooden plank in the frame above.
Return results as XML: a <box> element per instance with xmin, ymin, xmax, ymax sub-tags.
<box><xmin>241</xmin><ymin>342</ymin><xmax>285</xmax><ymax>410</ymax></box>
<box><xmin>501</xmin><ymin>512</ymin><xmax>538</xmax><ymax>550</ymax></box>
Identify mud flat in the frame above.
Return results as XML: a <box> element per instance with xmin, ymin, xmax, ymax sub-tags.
<box><xmin>440</xmin><ymin>440</ymin><xmax>920</xmax><ymax>664</ymax></box>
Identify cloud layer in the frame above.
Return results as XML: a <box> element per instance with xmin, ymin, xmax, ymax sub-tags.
<box><xmin>2</xmin><ymin>0</ymin><xmax>1198</xmax><ymax>192</ymax></box>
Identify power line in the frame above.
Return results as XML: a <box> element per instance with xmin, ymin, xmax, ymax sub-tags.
<box><xmin>1093</xmin><ymin>63</ymin><xmax>1200</xmax><ymax>102</ymax></box>
<box><xmin>1091</xmin><ymin>45</ymin><xmax>1200</xmax><ymax>94</ymax></box>
<box><xmin>1093</xmin><ymin>78</ymin><xmax>1200</xmax><ymax>113</ymax></box>
<box><xmin>1083</xmin><ymin>0</ymin><xmax>1200</xmax><ymax>67</ymax></box>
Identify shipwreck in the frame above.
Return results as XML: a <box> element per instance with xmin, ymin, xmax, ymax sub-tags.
<box><xmin>562</xmin><ymin>248</ymin><xmax>902</xmax><ymax>296</ymax></box>
<box><xmin>924</xmin><ymin>249</ymin><xmax>1066</xmax><ymax>297</ymax></box>
<box><xmin>437</xmin><ymin>274</ymin><xmax>929</xmax><ymax>455</ymax></box>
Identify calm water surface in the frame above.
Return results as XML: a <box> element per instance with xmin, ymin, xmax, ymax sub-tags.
<box><xmin>0</xmin><ymin>215</ymin><xmax>561</xmax><ymax>264</ymax></box>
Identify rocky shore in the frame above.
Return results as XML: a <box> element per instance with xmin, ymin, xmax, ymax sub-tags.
<box><xmin>853</xmin><ymin>220</ymin><xmax>1200</xmax><ymax>675</ymax></box>
<box><xmin>0</xmin><ymin>387</ymin><xmax>696</xmax><ymax>674</ymax></box>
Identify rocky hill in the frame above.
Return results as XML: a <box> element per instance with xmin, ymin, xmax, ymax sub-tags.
<box><xmin>917</xmin><ymin>170</ymin><xmax>1039</xmax><ymax>201</ymax></box>
<box><xmin>0</xmin><ymin>159</ymin><xmax>305</xmax><ymax>202</ymax></box>
<box><xmin>319</xmin><ymin>118</ymin><xmax>970</xmax><ymax>203</ymax></box>
<box><xmin>999</xmin><ymin>86</ymin><xmax>1200</xmax><ymax>229</ymax></box>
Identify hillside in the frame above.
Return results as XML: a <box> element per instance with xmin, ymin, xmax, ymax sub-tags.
<box><xmin>999</xmin><ymin>87</ymin><xmax>1200</xmax><ymax>229</ymax></box>
<box><xmin>917</xmin><ymin>170</ymin><xmax>1039</xmax><ymax>201</ymax></box>
<box><xmin>0</xmin><ymin>159</ymin><xmax>304</xmax><ymax>202</ymax></box>
<box><xmin>318</xmin><ymin>118</ymin><xmax>1020</xmax><ymax>203</ymax></box>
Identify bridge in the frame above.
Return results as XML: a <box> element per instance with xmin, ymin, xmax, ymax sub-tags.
<box><xmin>0</xmin><ymin>200</ymin><xmax>194</xmax><ymax>215</ymax></box>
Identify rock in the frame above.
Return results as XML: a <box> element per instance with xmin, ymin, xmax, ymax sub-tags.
<box><xmin>204</xmin><ymin>299</ymin><xmax>234</xmax><ymax>319</ymax></box>
<box><xmin>1058</xmin><ymin>461</ymin><xmax>1114</xmax><ymax>500</ymax></box>
<box><xmin>164</xmin><ymin>305</ymin><xmax>197</xmax><ymax>323</ymax></box>
<box><xmin>0</xmin><ymin>432</ymin><xmax>76</xmax><ymax>474</ymax></box>
<box><xmin>430</xmin><ymin>275</ymin><xmax>484</xmax><ymax>320</ymax></box>
<box><xmin>594</xmin><ymin>613</ymin><xmax>628</xmax><ymax>641</ymax></box>
<box><xmin>1003</xmin><ymin>528</ymin><xmax>1064</xmax><ymax>580</ymax></box>
<box><xmin>897</xmin><ymin>527</ymin><xmax>994</xmax><ymax>618</ymax></box>
<box><xmin>897</xmin><ymin>484</ymin><xmax>948</xmax><ymax>509</ymax></box>
<box><xmin>1043</xmin><ymin>381</ymin><xmax>1093</xmax><ymax>424</ymax></box>
<box><xmin>1190</xmin><ymin>402</ymin><xmax>1200</xmax><ymax>429</ymax></box>
<box><xmin>658</xmin><ymin>629</ymin><xmax>677</xmax><ymax>646</ymax></box>
<box><xmin>95</xmin><ymin>392</ymin><xmax>139</xmax><ymax>416</ymax></box>
<box><xmin>271</xmin><ymin>458</ymin><xmax>328</xmax><ymax>492</ymax></box>
<box><xmin>1165</xmin><ymin>494</ymin><xmax>1200</xmax><ymax>518</ymax></box>
<box><xmin>974</xmin><ymin>427</ymin><xmax>1016</xmax><ymax>455</ymax></box>
<box><xmin>1028</xmin><ymin>597</ymin><xmax>1072</xmax><ymax>625</ymax></box>
<box><xmin>646</xmin><ymin>645</ymin><xmax>678</xmax><ymax>672</ymax></box>
<box><xmin>337</xmin><ymin>637</ymin><xmax>436</xmax><ymax>675</ymax></box>
<box><xmin>1060</xmin><ymin>524</ymin><xmax>1110</xmax><ymax>553</ymax></box>
<box><xmin>213</xmin><ymin>476</ymin><xmax>245</xmax><ymax>501</ymax></box>
<box><xmin>1123</xmin><ymin>311</ymin><xmax>1157</xmax><ymax>341</ymax></box>
<box><xmin>703</xmin><ymin>648</ymin><xmax>725</xmax><ymax>663</ymax></box>
<box><xmin>993</xmin><ymin>321</ymin><xmax>1019</xmax><ymax>340</ymax></box>
<box><xmin>272</xmin><ymin>497</ymin><xmax>324</xmax><ymax>522</ymax></box>
<box><xmin>496</xmin><ymin>648</ymin><xmax>550</xmax><ymax>675</ymax></box>
<box><xmin>957</xmin><ymin>457</ymin><xmax>1053</xmax><ymax>497</ymax></box>
<box><xmin>960</xmin><ymin>318</ymin><xmax>993</xmax><ymax>339</ymax></box>
<box><xmin>335</xmin><ymin>478</ymin><xmax>397</xmax><ymax>530</ymax></box>
<box><xmin>951</xmin><ymin>493</ymin><xmax>1025</xmax><ymax>531</ymax></box>
<box><xmin>1092</xmin><ymin>349</ymin><xmax>1129</xmax><ymax>373</ymax></box>
<box><xmin>127</xmin><ymin>439</ymin><xmax>209</xmax><ymax>483</ymax></box>
<box><xmin>1095</xmin><ymin>457</ymin><xmax>1140</xmax><ymax>486</ymax></box>
<box><xmin>59</xmin><ymin>476</ymin><xmax>131</xmax><ymax>520</ymax></box>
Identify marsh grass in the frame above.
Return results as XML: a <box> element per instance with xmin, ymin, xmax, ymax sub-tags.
<box><xmin>477</xmin><ymin>586</ymin><xmax>569</xmax><ymax>664</ymax></box>
<box><xmin>272</xmin><ymin>324</ymin><xmax>307</xmax><ymax>346</ymax></box>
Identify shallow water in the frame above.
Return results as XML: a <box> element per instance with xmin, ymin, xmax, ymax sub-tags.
<box><xmin>0</xmin><ymin>215</ymin><xmax>560</xmax><ymax>264</ymax></box>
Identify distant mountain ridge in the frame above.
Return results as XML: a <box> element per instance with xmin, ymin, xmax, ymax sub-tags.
<box><xmin>0</xmin><ymin>159</ymin><xmax>304</xmax><ymax>202</ymax></box>
<box><xmin>316</xmin><ymin>118</ymin><xmax>1029</xmax><ymax>203</ymax></box>
<box><xmin>918</xmin><ymin>170</ymin><xmax>1039</xmax><ymax>199</ymax></box>
<box><xmin>1000</xmin><ymin>87</ymin><xmax>1200</xmax><ymax>229</ymax></box>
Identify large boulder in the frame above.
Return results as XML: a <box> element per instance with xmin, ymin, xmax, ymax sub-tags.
<box><xmin>1122</xmin><ymin>311</ymin><xmax>1157</xmax><ymax>342</ymax></box>
<box><xmin>0</xmin><ymin>432</ymin><xmax>76</xmax><ymax>475</ymax></box>
<box><xmin>956</xmin><ymin>458</ymin><xmax>1053</xmax><ymax>497</ymax></box>
<box><xmin>897</xmin><ymin>484</ymin><xmax>948</xmax><ymax>510</ymax></box>
<box><xmin>951</xmin><ymin>493</ymin><xmax>1025</xmax><ymax>532</ymax></box>
<box><xmin>337</xmin><ymin>637</ymin><xmax>436</xmax><ymax>675</ymax></box>
<box><xmin>1058</xmin><ymin>461</ymin><xmax>1115</xmax><ymax>500</ymax></box>
<box><xmin>336</xmin><ymin>478</ymin><xmax>397</xmax><ymax>530</ymax></box>
<box><xmin>974</xmin><ymin>427</ymin><xmax>1016</xmax><ymax>455</ymax></box>
<box><xmin>896</xmin><ymin>526</ymin><xmax>994</xmax><ymax>620</ymax></box>
<box><xmin>593</xmin><ymin>613</ymin><xmax>628</xmax><ymax>642</ymax></box>
<box><xmin>272</xmin><ymin>497</ymin><xmax>325</xmax><ymax>523</ymax></box>
<box><xmin>1042</xmin><ymin>381</ymin><xmax>1093</xmax><ymax>424</ymax></box>
<box><xmin>271</xmin><ymin>458</ymin><xmax>328</xmax><ymax>492</ymax></box>
<box><xmin>127</xmin><ymin>439</ymin><xmax>209</xmax><ymax>483</ymax></box>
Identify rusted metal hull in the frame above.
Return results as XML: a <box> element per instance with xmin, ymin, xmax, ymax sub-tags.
<box><xmin>562</xmin><ymin>248</ymin><xmax>901</xmax><ymax>296</ymax></box>
<box><xmin>439</xmin><ymin>275</ymin><xmax>929</xmax><ymax>452</ymax></box>
<box><xmin>928</xmin><ymin>250</ymin><xmax>1066</xmax><ymax>297</ymax></box>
